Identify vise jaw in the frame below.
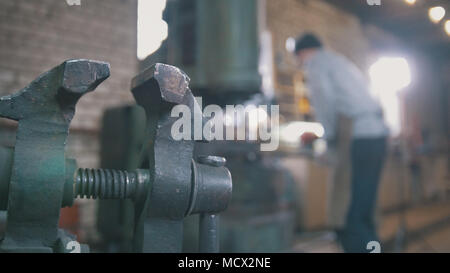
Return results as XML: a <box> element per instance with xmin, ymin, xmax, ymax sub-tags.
<box><xmin>0</xmin><ymin>61</ymin><xmax>232</xmax><ymax>253</ymax></box>
<box><xmin>0</xmin><ymin>59</ymin><xmax>110</xmax><ymax>252</ymax></box>
<box><xmin>130</xmin><ymin>63</ymin><xmax>232</xmax><ymax>253</ymax></box>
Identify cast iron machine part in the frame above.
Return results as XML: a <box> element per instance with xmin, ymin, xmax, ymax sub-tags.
<box><xmin>0</xmin><ymin>61</ymin><xmax>232</xmax><ymax>253</ymax></box>
<box><xmin>127</xmin><ymin>63</ymin><xmax>232</xmax><ymax>253</ymax></box>
<box><xmin>0</xmin><ymin>59</ymin><xmax>110</xmax><ymax>252</ymax></box>
<box><xmin>76</xmin><ymin>63</ymin><xmax>233</xmax><ymax>253</ymax></box>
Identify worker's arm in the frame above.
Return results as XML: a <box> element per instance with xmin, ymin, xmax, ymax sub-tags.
<box><xmin>329</xmin><ymin>56</ymin><xmax>379</xmax><ymax>118</ymax></box>
<box><xmin>305</xmin><ymin>67</ymin><xmax>338</xmax><ymax>143</ymax></box>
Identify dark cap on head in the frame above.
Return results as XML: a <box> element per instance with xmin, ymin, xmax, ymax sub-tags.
<box><xmin>295</xmin><ymin>33</ymin><xmax>322</xmax><ymax>54</ymax></box>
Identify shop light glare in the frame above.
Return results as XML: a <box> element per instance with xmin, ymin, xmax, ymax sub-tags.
<box><xmin>445</xmin><ymin>20</ymin><xmax>450</xmax><ymax>36</ymax></box>
<box><xmin>429</xmin><ymin>6</ymin><xmax>446</xmax><ymax>24</ymax></box>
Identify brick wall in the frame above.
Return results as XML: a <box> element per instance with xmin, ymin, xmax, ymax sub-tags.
<box><xmin>267</xmin><ymin>0</ymin><xmax>374</xmax><ymax>71</ymax></box>
<box><xmin>0</xmin><ymin>0</ymin><xmax>138</xmax><ymax>141</ymax></box>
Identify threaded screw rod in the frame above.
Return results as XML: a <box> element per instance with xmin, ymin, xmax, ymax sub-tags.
<box><xmin>74</xmin><ymin>168</ymin><xmax>149</xmax><ymax>201</ymax></box>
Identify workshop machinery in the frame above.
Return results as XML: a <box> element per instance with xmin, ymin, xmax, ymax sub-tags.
<box><xmin>0</xmin><ymin>60</ymin><xmax>232</xmax><ymax>253</ymax></box>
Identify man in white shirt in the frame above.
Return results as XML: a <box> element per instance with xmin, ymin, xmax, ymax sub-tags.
<box><xmin>294</xmin><ymin>33</ymin><xmax>389</xmax><ymax>252</ymax></box>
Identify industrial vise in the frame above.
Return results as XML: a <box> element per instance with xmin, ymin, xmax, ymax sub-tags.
<box><xmin>0</xmin><ymin>59</ymin><xmax>232</xmax><ymax>253</ymax></box>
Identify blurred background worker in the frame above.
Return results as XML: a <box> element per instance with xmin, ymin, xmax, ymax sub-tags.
<box><xmin>294</xmin><ymin>33</ymin><xmax>389</xmax><ymax>252</ymax></box>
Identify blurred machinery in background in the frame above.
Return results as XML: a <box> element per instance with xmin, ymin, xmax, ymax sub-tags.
<box><xmin>164</xmin><ymin>0</ymin><xmax>296</xmax><ymax>253</ymax></box>
<box><xmin>162</xmin><ymin>0</ymin><xmax>261</xmax><ymax>100</ymax></box>
<box><xmin>97</xmin><ymin>0</ymin><xmax>297</xmax><ymax>253</ymax></box>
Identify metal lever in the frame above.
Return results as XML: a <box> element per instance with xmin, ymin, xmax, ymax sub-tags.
<box><xmin>199</xmin><ymin>214</ymin><xmax>219</xmax><ymax>253</ymax></box>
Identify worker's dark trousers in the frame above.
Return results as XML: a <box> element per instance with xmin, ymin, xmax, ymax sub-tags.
<box><xmin>338</xmin><ymin>137</ymin><xmax>387</xmax><ymax>253</ymax></box>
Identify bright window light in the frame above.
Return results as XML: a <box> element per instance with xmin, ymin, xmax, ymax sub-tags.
<box><xmin>369</xmin><ymin>57</ymin><xmax>411</xmax><ymax>92</ymax></box>
<box><xmin>369</xmin><ymin>57</ymin><xmax>412</xmax><ymax>137</ymax></box>
<box><xmin>137</xmin><ymin>0</ymin><xmax>168</xmax><ymax>60</ymax></box>
<box><xmin>428</xmin><ymin>6</ymin><xmax>446</xmax><ymax>24</ymax></box>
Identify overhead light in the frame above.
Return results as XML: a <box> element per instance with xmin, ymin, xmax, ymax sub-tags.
<box><xmin>428</xmin><ymin>6</ymin><xmax>446</xmax><ymax>24</ymax></box>
<box><xmin>404</xmin><ymin>0</ymin><xmax>416</xmax><ymax>5</ymax></box>
<box><xmin>445</xmin><ymin>20</ymin><xmax>450</xmax><ymax>36</ymax></box>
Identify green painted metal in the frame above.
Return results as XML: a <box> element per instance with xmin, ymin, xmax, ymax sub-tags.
<box><xmin>94</xmin><ymin>64</ymin><xmax>233</xmax><ymax>253</ymax></box>
<box><xmin>0</xmin><ymin>60</ymin><xmax>232</xmax><ymax>253</ymax></box>
<box><xmin>0</xmin><ymin>153</ymin><xmax>84</xmax><ymax>210</ymax></box>
<box><xmin>130</xmin><ymin>63</ymin><xmax>232</xmax><ymax>253</ymax></box>
<box><xmin>0</xmin><ymin>146</ymin><xmax>13</xmax><ymax>211</ymax></box>
<box><xmin>0</xmin><ymin>59</ymin><xmax>110</xmax><ymax>252</ymax></box>
<box><xmin>130</xmin><ymin>63</ymin><xmax>196</xmax><ymax>252</ymax></box>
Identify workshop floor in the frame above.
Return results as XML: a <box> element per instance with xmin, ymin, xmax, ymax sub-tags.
<box><xmin>292</xmin><ymin>199</ymin><xmax>450</xmax><ymax>253</ymax></box>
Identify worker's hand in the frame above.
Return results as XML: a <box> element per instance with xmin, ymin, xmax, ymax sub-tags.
<box><xmin>314</xmin><ymin>143</ymin><xmax>338</xmax><ymax>166</ymax></box>
<box><xmin>301</xmin><ymin>132</ymin><xmax>319</xmax><ymax>145</ymax></box>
